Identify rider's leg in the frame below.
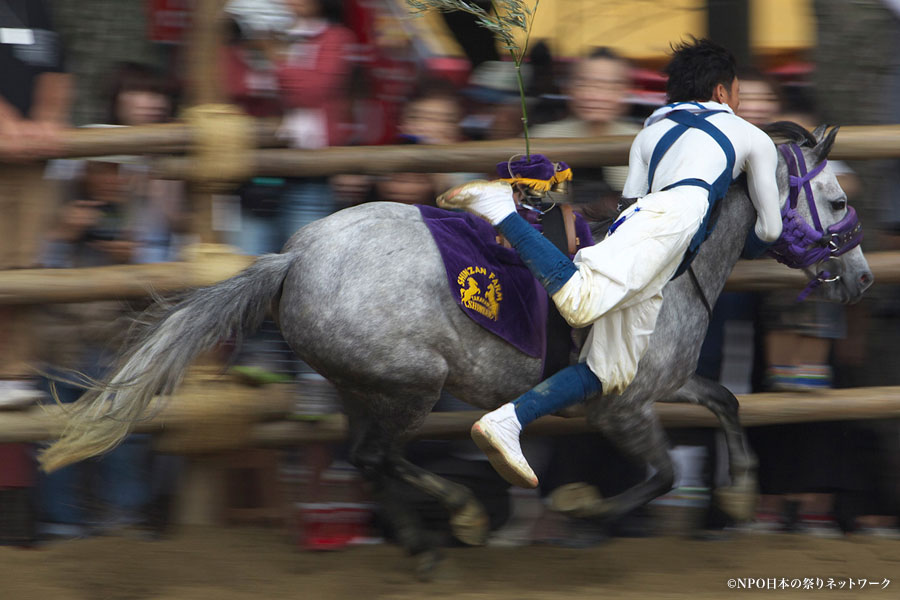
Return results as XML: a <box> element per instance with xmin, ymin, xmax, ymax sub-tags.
<box><xmin>494</xmin><ymin>212</ymin><xmax>578</xmax><ymax>295</ymax></box>
<box><xmin>472</xmin><ymin>362</ymin><xmax>602</xmax><ymax>488</ymax></box>
<box><xmin>436</xmin><ymin>180</ymin><xmax>578</xmax><ymax>295</ymax></box>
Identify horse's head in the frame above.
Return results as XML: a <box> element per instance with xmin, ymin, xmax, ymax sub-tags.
<box><xmin>765</xmin><ymin>122</ymin><xmax>873</xmax><ymax>304</ymax></box>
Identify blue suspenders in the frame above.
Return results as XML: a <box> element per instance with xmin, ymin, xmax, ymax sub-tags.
<box><xmin>646</xmin><ymin>109</ymin><xmax>736</xmax><ymax>277</ymax></box>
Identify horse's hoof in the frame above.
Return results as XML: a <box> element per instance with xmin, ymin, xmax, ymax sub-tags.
<box><xmin>414</xmin><ymin>549</ymin><xmax>443</xmax><ymax>582</ymax></box>
<box><xmin>715</xmin><ymin>479</ymin><xmax>758</xmax><ymax>522</ymax></box>
<box><xmin>549</xmin><ymin>482</ymin><xmax>605</xmax><ymax>518</ymax></box>
<box><xmin>449</xmin><ymin>499</ymin><xmax>489</xmax><ymax>546</ymax></box>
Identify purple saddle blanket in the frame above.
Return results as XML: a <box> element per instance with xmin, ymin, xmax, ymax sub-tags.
<box><xmin>417</xmin><ymin>204</ymin><xmax>593</xmax><ymax>358</ymax></box>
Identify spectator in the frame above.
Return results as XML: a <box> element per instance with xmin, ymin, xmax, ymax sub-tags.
<box><xmin>264</xmin><ymin>0</ymin><xmax>358</xmax><ymax>237</ymax></box>
<box><xmin>0</xmin><ymin>0</ymin><xmax>69</xmax><ymax>401</ymax></box>
<box><xmin>35</xmin><ymin>154</ymin><xmax>152</xmax><ymax>540</ymax></box>
<box><xmin>223</xmin><ymin>1</ymin><xmax>358</xmax><ymax>387</ymax></box>
<box><xmin>460</xmin><ymin>59</ymin><xmax>531</xmax><ymax>143</ymax></box>
<box><xmin>0</xmin><ymin>0</ymin><xmax>71</xmax><ymax>547</ymax></box>
<box><xmin>104</xmin><ymin>62</ymin><xmax>188</xmax><ymax>263</ymax></box>
<box><xmin>334</xmin><ymin>78</ymin><xmax>475</xmax><ymax>207</ymax></box>
<box><xmin>530</xmin><ymin>47</ymin><xmax>640</xmax><ymax>220</ymax></box>
<box><xmin>525</xmin><ymin>47</ymin><xmax>652</xmax><ymax>543</ymax></box>
<box><xmin>738</xmin><ymin>72</ymin><xmax>860</xmax><ymax>535</ymax></box>
<box><xmin>222</xmin><ymin>15</ymin><xmax>288</xmax><ymax>256</ymax></box>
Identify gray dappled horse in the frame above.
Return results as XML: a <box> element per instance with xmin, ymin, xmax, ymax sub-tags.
<box><xmin>41</xmin><ymin>123</ymin><xmax>872</xmax><ymax>573</ymax></box>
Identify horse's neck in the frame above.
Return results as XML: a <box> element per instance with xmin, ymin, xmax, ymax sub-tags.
<box><xmin>688</xmin><ymin>180</ymin><xmax>758</xmax><ymax>304</ymax></box>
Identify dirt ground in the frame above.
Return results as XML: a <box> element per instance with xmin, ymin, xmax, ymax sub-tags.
<box><xmin>1</xmin><ymin>526</ymin><xmax>898</xmax><ymax>600</ymax></box>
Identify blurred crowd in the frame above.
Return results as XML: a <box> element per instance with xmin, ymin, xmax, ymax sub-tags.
<box><xmin>0</xmin><ymin>0</ymin><xmax>898</xmax><ymax>551</ymax></box>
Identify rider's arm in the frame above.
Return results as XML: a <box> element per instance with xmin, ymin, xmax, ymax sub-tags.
<box><xmin>621</xmin><ymin>133</ymin><xmax>650</xmax><ymax>200</ymax></box>
<box><xmin>745</xmin><ymin>127</ymin><xmax>783</xmax><ymax>242</ymax></box>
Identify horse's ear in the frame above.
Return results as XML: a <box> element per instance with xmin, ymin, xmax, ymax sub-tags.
<box><xmin>811</xmin><ymin>124</ymin><xmax>829</xmax><ymax>142</ymax></box>
<box><xmin>814</xmin><ymin>125</ymin><xmax>840</xmax><ymax>162</ymax></box>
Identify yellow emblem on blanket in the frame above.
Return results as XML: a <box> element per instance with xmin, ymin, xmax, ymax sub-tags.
<box><xmin>457</xmin><ymin>266</ymin><xmax>502</xmax><ymax>321</ymax></box>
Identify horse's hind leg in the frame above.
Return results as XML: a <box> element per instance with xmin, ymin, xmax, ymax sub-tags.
<box><xmin>666</xmin><ymin>375</ymin><xmax>758</xmax><ymax>521</ymax></box>
<box><xmin>389</xmin><ymin>456</ymin><xmax>490</xmax><ymax>546</ymax></box>
<box><xmin>551</xmin><ymin>406</ymin><xmax>675</xmax><ymax>522</ymax></box>
<box><xmin>342</xmin><ymin>388</ymin><xmax>485</xmax><ymax>578</ymax></box>
<box><xmin>342</xmin><ymin>395</ymin><xmax>434</xmax><ymax>574</ymax></box>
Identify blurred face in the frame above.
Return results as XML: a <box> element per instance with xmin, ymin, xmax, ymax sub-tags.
<box><xmin>85</xmin><ymin>162</ymin><xmax>126</xmax><ymax>204</ymax></box>
<box><xmin>399</xmin><ymin>97</ymin><xmax>461</xmax><ymax>145</ymax></box>
<box><xmin>117</xmin><ymin>90</ymin><xmax>171</xmax><ymax>126</ymax></box>
<box><xmin>567</xmin><ymin>57</ymin><xmax>630</xmax><ymax>125</ymax></box>
<box><xmin>736</xmin><ymin>78</ymin><xmax>780</xmax><ymax>126</ymax></box>
<box><xmin>286</xmin><ymin>0</ymin><xmax>321</xmax><ymax>18</ymax></box>
<box><xmin>375</xmin><ymin>173</ymin><xmax>434</xmax><ymax>205</ymax></box>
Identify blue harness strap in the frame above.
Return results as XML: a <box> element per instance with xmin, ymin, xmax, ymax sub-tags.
<box><xmin>644</xmin><ymin>109</ymin><xmax>736</xmax><ymax>277</ymax></box>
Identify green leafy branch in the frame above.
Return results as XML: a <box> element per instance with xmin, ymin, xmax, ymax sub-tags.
<box><xmin>406</xmin><ymin>0</ymin><xmax>541</xmax><ymax>158</ymax></box>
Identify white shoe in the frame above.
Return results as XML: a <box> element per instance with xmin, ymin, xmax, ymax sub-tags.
<box><xmin>471</xmin><ymin>404</ymin><xmax>538</xmax><ymax>488</ymax></box>
<box><xmin>436</xmin><ymin>180</ymin><xmax>517</xmax><ymax>225</ymax></box>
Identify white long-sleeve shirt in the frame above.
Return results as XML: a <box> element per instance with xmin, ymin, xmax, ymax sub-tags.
<box><xmin>622</xmin><ymin>101</ymin><xmax>783</xmax><ymax>242</ymax></box>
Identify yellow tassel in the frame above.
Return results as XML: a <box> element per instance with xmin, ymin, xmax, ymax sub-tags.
<box><xmin>552</xmin><ymin>167</ymin><xmax>573</xmax><ymax>184</ymax></box>
<box><xmin>498</xmin><ymin>177</ymin><xmax>554</xmax><ymax>192</ymax></box>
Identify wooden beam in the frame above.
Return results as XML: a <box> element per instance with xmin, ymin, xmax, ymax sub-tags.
<box><xmin>3</xmin><ymin>385</ymin><xmax>899</xmax><ymax>446</ymax></box>
<box><xmin>152</xmin><ymin>125</ymin><xmax>900</xmax><ymax>179</ymax></box>
<box><xmin>0</xmin><ymin>252</ymin><xmax>253</xmax><ymax>305</ymax></box>
<box><xmin>251</xmin><ymin>385</ymin><xmax>900</xmax><ymax>446</ymax></box>
<box><xmin>0</xmin><ymin>250</ymin><xmax>894</xmax><ymax>306</ymax></box>
<box><xmin>0</xmin><ymin>122</ymin><xmax>895</xmax><ymax>167</ymax></box>
<box><xmin>9</xmin><ymin>121</ymin><xmax>282</xmax><ymax>161</ymax></box>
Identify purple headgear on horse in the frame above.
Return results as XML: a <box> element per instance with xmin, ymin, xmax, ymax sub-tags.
<box><xmin>768</xmin><ymin>143</ymin><xmax>863</xmax><ymax>271</ymax></box>
<box><xmin>496</xmin><ymin>154</ymin><xmax>573</xmax><ymax>192</ymax></box>
<box><xmin>767</xmin><ymin>141</ymin><xmax>864</xmax><ymax>301</ymax></box>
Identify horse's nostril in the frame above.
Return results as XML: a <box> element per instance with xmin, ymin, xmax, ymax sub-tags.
<box><xmin>859</xmin><ymin>271</ymin><xmax>874</xmax><ymax>289</ymax></box>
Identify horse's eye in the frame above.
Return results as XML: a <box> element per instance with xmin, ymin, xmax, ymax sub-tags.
<box><xmin>830</xmin><ymin>200</ymin><xmax>847</xmax><ymax>211</ymax></box>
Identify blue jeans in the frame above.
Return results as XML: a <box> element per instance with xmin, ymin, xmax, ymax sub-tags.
<box><xmin>228</xmin><ymin>178</ymin><xmax>335</xmax><ymax>255</ymax></box>
<box><xmin>280</xmin><ymin>178</ymin><xmax>335</xmax><ymax>240</ymax></box>
<box><xmin>37</xmin><ymin>363</ymin><xmax>151</xmax><ymax>525</ymax></box>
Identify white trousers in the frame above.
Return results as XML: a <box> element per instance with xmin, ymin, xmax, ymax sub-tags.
<box><xmin>551</xmin><ymin>187</ymin><xmax>709</xmax><ymax>395</ymax></box>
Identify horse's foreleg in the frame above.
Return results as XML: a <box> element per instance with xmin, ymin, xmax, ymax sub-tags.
<box><xmin>667</xmin><ymin>376</ymin><xmax>759</xmax><ymax>521</ymax></box>
<box><xmin>388</xmin><ymin>457</ymin><xmax>490</xmax><ymax>546</ymax></box>
<box><xmin>551</xmin><ymin>407</ymin><xmax>675</xmax><ymax>521</ymax></box>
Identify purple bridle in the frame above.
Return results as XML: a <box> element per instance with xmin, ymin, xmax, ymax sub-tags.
<box><xmin>766</xmin><ymin>143</ymin><xmax>863</xmax><ymax>300</ymax></box>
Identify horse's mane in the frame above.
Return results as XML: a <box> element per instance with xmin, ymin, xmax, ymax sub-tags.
<box><xmin>762</xmin><ymin>121</ymin><xmax>817</xmax><ymax>147</ymax></box>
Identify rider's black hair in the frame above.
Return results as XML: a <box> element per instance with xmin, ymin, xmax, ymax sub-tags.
<box><xmin>664</xmin><ymin>37</ymin><xmax>737</xmax><ymax>103</ymax></box>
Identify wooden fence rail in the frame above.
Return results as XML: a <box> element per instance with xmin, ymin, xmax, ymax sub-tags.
<box><xmin>252</xmin><ymin>385</ymin><xmax>900</xmax><ymax>446</ymax></box>
<box><xmin>0</xmin><ymin>251</ymin><xmax>896</xmax><ymax>306</ymax></box>
<box><xmin>2</xmin><ymin>384</ymin><xmax>899</xmax><ymax>447</ymax></box>
<box><xmin>2</xmin><ymin>123</ymin><xmax>899</xmax><ymax>172</ymax></box>
<box><xmin>151</xmin><ymin>124</ymin><xmax>900</xmax><ymax>179</ymax></box>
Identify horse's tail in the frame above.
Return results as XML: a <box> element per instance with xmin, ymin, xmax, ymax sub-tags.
<box><xmin>39</xmin><ymin>251</ymin><xmax>296</xmax><ymax>473</ymax></box>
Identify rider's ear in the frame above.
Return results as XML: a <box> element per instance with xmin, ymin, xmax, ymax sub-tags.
<box><xmin>814</xmin><ymin>125</ymin><xmax>840</xmax><ymax>163</ymax></box>
<box><xmin>711</xmin><ymin>83</ymin><xmax>726</xmax><ymax>103</ymax></box>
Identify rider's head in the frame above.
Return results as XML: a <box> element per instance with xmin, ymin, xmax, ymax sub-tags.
<box><xmin>664</xmin><ymin>37</ymin><xmax>739</xmax><ymax>112</ymax></box>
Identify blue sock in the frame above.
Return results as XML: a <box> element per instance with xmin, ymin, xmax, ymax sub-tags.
<box><xmin>496</xmin><ymin>213</ymin><xmax>578</xmax><ymax>295</ymax></box>
<box><xmin>513</xmin><ymin>362</ymin><xmax>602</xmax><ymax>426</ymax></box>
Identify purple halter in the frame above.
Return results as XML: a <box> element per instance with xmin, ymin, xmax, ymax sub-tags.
<box><xmin>766</xmin><ymin>143</ymin><xmax>863</xmax><ymax>300</ymax></box>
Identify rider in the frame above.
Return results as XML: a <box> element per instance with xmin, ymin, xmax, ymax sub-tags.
<box><xmin>437</xmin><ymin>38</ymin><xmax>784</xmax><ymax>488</ymax></box>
